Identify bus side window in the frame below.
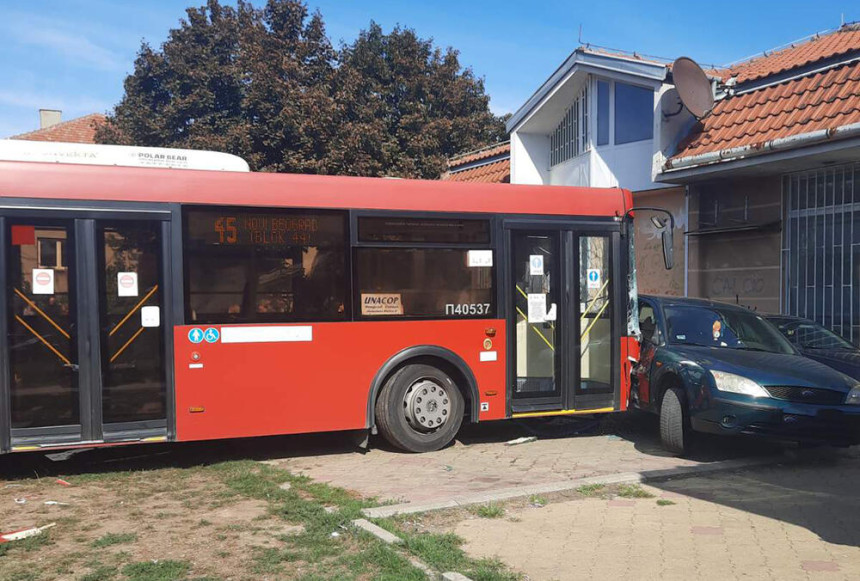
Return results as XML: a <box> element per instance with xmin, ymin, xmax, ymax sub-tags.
<box><xmin>183</xmin><ymin>208</ymin><xmax>348</xmax><ymax>324</ymax></box>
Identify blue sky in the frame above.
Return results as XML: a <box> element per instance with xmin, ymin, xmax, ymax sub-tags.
<box><xmin>1</xmin><ymin>0</ymin><xmax>856</xmax><ymax>138</ymax></box>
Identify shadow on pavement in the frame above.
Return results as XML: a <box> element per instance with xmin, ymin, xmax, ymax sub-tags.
<box><xmin>0</xmin><ymin>411</ymin><xmax>786</xmax><ymax>480</ymax></box>
<box><xmin>646</xmin><ymin>448</ymin><xmax>860</xmax><ymax>547</ymax></box>
<box><xmin>0</xmin><ymin>430</ymin><xmax>365</xmax><ymax>481</ymax></box>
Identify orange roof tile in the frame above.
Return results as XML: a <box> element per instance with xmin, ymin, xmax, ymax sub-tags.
<box><xmin>10</xmin><ymin>113</ymin><xmax>106</xmax><ymax>144</ymax></box>
<box><xmin>448</xmin><ymin>141</ymin><xmax>510</xmax><ymax>167</ymax></box>
<box><xmin>672</xmin><ymin>59</ymin><xmax>860</xmax><ymax>160</ymax></box>
<box><xmin>727</xmin><ymin>25</ymin><xmax>860</xmax><ymax>84</ymax></box>
<box><xmin>442</xmin><ymin>158</ymin><xmax>510</xmax><ymax>183</ymax></box>
<box><xmin>443</xmin><ymin>141</ymin><xmax>510</xmax><ymax>184</ymax></box>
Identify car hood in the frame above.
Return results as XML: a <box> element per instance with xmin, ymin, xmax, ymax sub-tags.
<box><xmin>669</xmin><ymin>345</ymin><xmax>857</xmax><ymax>392</ymax></box>
<box><xmin>800</xmin><ymin>348</ymin><xmax>860</xmax><ymax>381</ymax></box>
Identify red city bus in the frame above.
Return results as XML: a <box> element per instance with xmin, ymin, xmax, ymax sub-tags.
<box><xmin>0</xmin><ymin>144</ymin><xmax>671</xmax><ymax>454</ymax></box>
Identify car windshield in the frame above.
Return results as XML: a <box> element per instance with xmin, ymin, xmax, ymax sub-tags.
<box><xmin>777</xmin><ymin>321</ymin><xmax>855</xmax><ymax>350</ymax></box>
<box><xmin>665</xmin><ymin>305</ymin><xmax>795</xmax><ymax>354</ymax></box>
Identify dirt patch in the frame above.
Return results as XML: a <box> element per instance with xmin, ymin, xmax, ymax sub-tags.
<box><xmin>0</xmin><ymin>469</ymin><xmax>294</xmax><ymax>580</ymax></box>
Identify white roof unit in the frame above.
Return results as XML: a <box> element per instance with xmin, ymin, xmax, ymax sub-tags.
<box><xmin>0</xmin><ymin>139</ymin><xmax>250</xmax><ymax>172</ymax></box>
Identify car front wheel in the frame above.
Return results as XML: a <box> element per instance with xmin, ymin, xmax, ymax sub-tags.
<box><xmin>660</xmin><ymin>386</ymin><xmax>688</xmax><ymax>456</ymax></box>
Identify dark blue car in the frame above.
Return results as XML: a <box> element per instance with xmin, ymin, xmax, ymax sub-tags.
<box><xmin>633</xmin><ymin>295</ymin><xmax>860</xmax><ymax>454</ymax></box>
<box><xmin>766</xmin><ymin>315</ymin><xmax>860</xmax><ymax>381</ymax></box>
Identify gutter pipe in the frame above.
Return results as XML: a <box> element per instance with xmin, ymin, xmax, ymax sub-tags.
<box><xmin>663</xmin><ymin>122</ymin><xmax>860</xmax><ymax>172</ymax></box>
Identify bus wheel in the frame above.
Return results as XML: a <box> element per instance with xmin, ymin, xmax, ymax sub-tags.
<box><xmin>375</xmin><ymin>363</ymin><xmax>465</xmax><ymax>453</ymax></box>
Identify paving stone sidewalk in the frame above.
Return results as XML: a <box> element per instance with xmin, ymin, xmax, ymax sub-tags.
<box><xmin>265</xmin><ymin>414</ymin><xmax>779</xmax><ymax>506</ymax></box>
<box><xmin>454</xmin><ymin>451</ymin><xmax>860</xmax><ymax>581</ymax></box>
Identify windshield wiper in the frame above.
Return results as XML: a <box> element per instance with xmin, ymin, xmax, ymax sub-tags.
<box><xmin>733</xmin><ymin>346</ymin><xmax>772</xmax><ymax>353</ymax></box>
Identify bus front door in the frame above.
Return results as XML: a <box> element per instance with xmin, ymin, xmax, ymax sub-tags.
<box><xmin>508</xmin><ymin>224</ymin><xmax>619</xmax><ymax>415</ymax></box>
<box><xmin>1</xmin><ymin>214</ymin><xmax>170</xmax><ymax>452</ymax></box>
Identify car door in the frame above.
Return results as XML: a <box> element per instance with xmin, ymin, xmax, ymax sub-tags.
<box><xmin>632</xmin><ymin>299</ymin><xmax>660</xmax><ymax>409</ymax></box>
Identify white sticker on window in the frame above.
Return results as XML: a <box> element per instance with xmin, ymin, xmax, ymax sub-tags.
<box><xmin>361</xmin><ymin>293</ymin><xmax>403</xmax><ymax>316</ymax></box>
<box><xmin>527</xmin><ymin>293</ymin><xmax>547</xmax><ymax>323</ymax></box>
<box><xmin>587</xmin><ymin>268</ymin><xmax>601</xmax><ymax>289</ymax></box>
<box><xmin>141</xmin><ymin>306</ymin><xmax>160</xmax><ymax>327</ymax></box>
<box><xmin>546</xmin><ymin>303</ymin><xmax>557</xmax><ymax>321</ymax></box>
<box><xmin>32</xmin><ymin>268</ymin><xmax>54</xmax><ymax>295</ymax></box>
<box><xmin>467</xmin><ymin>250</ymin><xmax>493</xmax><ymax>267</ymax></box>
<box><xmin>529</xmin><ymin>254</ymin><xmax>544</xmax><ymax>276</ymax></box>
<box><xmin>117</xmin><ymin>272</ymin><xmax>139</xmax><ymax>297</ymax></box>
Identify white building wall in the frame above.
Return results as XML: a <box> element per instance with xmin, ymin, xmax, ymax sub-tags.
<box><xmin>510</xmin><ymin>132</ymin><xmax>550</xmax><ymax>185</ymax></box>
<box><xmin>509</xmin><ymin>68</ymin><xmax>689</xmax><ymax>192</ymax></box>
<box><xmin>592</xmin><ymin>139</ymin><xmax>656</xmax><ymax>191</ymax></box>
<box><xmin>548</xmin><ymin>150</ymin><xmax>590</xmax><ymax>186</ymax></box>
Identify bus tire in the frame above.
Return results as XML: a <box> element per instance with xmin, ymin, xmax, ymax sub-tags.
<box><xmin>375</xmin><ymin>363</ymin><xmax>465</xmax><ymax>453</ymax></box>
<box><xmin>660</xmin><ymin>386</ymin><xmax>688</xmax><ymax>456</ymax></box>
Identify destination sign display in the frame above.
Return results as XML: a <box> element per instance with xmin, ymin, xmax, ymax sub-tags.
<box><xmin>213</xmin><ymin>215</ymin><xmax>320</xmax><ymax>245</ymax></box>
<box><xmin>186</xmin><ymin>210</ymin><xmax>343</xmax><ymax>248</ymax></box>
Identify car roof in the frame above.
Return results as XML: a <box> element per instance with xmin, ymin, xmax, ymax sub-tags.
<box><xmin>764</xmin><ymin>314</ymin><xmax>809</xmax><ymax>323</ymax></box>
<box><xmin>639</xmin><ymin>294</ymin><xmax>766</xmax><ymax>315</ymax></box>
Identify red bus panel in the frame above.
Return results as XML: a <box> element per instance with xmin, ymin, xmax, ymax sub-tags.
<box><xmin>174</xmin><ymin>320</ymin><xmax>507</xmax><ymax>442</ymax></box>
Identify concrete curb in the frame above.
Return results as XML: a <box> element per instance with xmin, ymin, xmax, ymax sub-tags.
<box><xmin>352</xmin><ymin>518</ymin><xmax>472</xmax><ymax>580</ymax></box>
<box><xmin>352</xmin><ymin>518</ymin><xmax>403</xmax><ymax>544</ymax></box>
<box><xmin>362</xmin><ymin>453</ymin><xmax>785</xmax><ymax>519</ymax></box>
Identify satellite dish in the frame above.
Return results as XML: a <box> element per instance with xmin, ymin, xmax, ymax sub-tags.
<box><xmin>672</xmin><ymin>57</ymin><xmax>715</xmax><ymax>119</ymax></box>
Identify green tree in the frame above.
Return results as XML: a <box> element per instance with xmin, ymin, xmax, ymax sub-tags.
<box><xmin>327</xmin><ymin>22</ymin><xmax>506</xmax><ymax>178</ymax></box>
<box><xmin>96</xmin><ymin>0</ymin><xmax>507</xmax><ymax>178</ymax></box>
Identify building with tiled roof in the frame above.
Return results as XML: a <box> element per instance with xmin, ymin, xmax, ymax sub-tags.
<box><xmin>9</xmin><ymin>111</ymin><xmax>105</xmax><ymax>144</ymax></box>
<box><xmin>665</xmin><ymin>24</ymin><xmax>860</xmax><ymax>173</ymax></box>
<box><xmin>441</xmin><ymin>141</ymin><xmax>510</xmax><ymax>183</ymax></box>
<box><xmin>508</xmin><ymin>23</ymin><xmax>860</xmax><ymax>337</ymax></box>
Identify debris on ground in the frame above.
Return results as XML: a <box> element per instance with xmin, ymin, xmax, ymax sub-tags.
<box><xmin>505</xmin><ymin>436</ymin><xmax>537</xmax><ymax>446</ymax></box>
<box><xmin>45</xmin><ymin>449</ymin><xmax>88</xmax><ymax>462</ymax></box>
<box><xmin>44</xmin><ymin>501</ymin><xmax>69</xmax><ymax>506</ymax></box>
<box><xmin>13</xmin><ymin>498</ymin><xmax>26</xmax><ymax>505</ymax></box>
<box><xmin>55</xmin><ymin>478</ymin><xmax>72</xmax><ymax>487</ymax></box>
<box><xmin>0</xmin><ymin>522</ymin><xmax>56</xmax><ymax>543</ymax></box>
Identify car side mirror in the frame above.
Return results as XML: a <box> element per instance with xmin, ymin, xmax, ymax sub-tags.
<box><xmin>661</xmin><ymin>227</ymin><xmax>674</xmax><ymax>270</ymax></box>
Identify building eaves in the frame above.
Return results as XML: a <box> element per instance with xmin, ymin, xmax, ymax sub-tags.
<box><xmin>506</xmin><ymin>48</ymin><xmax>668</xmax><ymax>134</ymax></box>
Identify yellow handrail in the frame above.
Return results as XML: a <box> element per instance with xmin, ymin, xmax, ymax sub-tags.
<box><xmin>110</xmin><ymin>285</ymin><xmax>158</xmax><ymax>337</ymax></box>
<box><xmin>110</xmin><ymin>327</ymin><xmax>145</xmax><ymax>363</ymax></box>
<box><xmin>13</xmin><ymin>288</ymin><xmax>70</xmax><ymax>339</ymax></box>
<box><xmin>14</xmin><ymin>315</ymin><xmax>71</xmax><ymax>366</ymax></box>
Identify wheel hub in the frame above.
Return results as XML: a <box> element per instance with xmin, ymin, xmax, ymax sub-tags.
<box><xmin>403</xmin><ymin>379</ymin><xmax>451</xmax><ymax>432</ymax></box>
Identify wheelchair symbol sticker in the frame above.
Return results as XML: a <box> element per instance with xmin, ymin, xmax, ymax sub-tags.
<box><xmin>203</xmin><ymin>328</ymin><xmax>220</xmax><ymax>343</ymax></box>
<box><xmin>188</xmin><ymin>328</ymin><xmax>204</xmax><ymax>344</ymax></box>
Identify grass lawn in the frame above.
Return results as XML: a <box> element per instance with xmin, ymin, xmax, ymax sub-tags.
<box><xmin>0</xmin><ymin>451</ymin><xmax>518</xmax><ymax>581</ymax></box>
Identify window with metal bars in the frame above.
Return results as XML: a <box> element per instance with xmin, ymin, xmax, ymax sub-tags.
<box><xmin>782</xmin><ymin>163</ymin><xmax>860</xmax><ymax>342</ymax></box>
<box><xmin>550</xmin><ymin>85</ymin><xmax>589</xmax><ymax>166</ymax></box>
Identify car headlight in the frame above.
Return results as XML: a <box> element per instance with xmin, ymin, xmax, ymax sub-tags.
<box><xmin>847</xmin><ymin>385</ymin><xmax>860</xmax><ymax>405</ymax></box>
<box><xmin>711</xmin><ymin>371</ymin><xmax>769</xmax><ymax>398</ymax></box>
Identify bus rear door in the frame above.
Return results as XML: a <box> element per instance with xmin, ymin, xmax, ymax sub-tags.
<box><xmin>1</xmin><ymin>207</ymin><xmax>173</xmax><ymax>452</ymax></box>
